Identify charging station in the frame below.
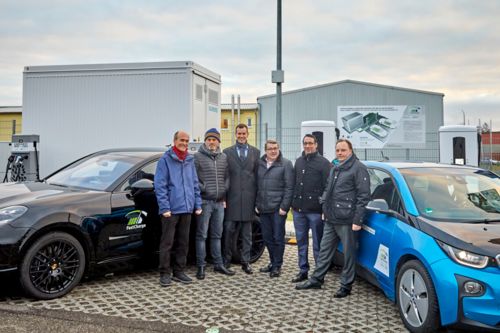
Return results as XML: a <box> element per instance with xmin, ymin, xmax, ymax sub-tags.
<box><xmin>3</xmin><ymin>134</ymin><xmax>40</xmax><ymax>182</ymax></box>
<box><xmin>439</xmin><ymin>125</ymin><xmax>479</xmax><ymax>166</ymax></box>
<box><xmin>300</xmin><ymin>120</ymin><xmax>337</xmax><ymax>162</ymax></box>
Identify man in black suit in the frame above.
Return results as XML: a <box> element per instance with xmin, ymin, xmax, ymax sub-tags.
<box><xmin>223</xmin><ymin>124</ymin><xmax>260</xmax><ymax>274</ymax></box>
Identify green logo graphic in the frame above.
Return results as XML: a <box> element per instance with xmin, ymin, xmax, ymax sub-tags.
<box><xmin>125</xmin><ymin>210</ymin><xmax>147</xmax><ymax>230</ymax></box>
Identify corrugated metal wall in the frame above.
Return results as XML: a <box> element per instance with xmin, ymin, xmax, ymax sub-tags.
<box><xmin>257</xmin><ymin>81</ymin><xmax>444</xmax><ymax>161</ymax></box>
<box><xmin>23</xmin><ymin>68</ymin><xmax>192</xmax><ymax>177</ymax></box>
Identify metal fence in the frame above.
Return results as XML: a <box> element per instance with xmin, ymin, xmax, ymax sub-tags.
<box><xmin>260</xmin><ymin>126</ymin><xmax>440</xmax><ymax>163</ymax></box>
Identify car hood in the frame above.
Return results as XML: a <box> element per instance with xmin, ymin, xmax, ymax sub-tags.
<box><xmin>0</xmin><ymin>181</ymin><xmax>92</xmax><ymax>207</ymax></box>
<box><xmin>419</xmin><ymin>218</ymin><xmax>500</xmax><ymax>258</ymax></box>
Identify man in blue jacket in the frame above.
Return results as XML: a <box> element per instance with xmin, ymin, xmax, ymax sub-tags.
<box><xmin>154</xmin><ymin>130</ymin><xmax>202</xmax><ymax>287</ymax></box>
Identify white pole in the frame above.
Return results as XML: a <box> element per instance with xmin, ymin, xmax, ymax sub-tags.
<box><xmin>237</xmin><ymin>94</ymin><xmax>241</xmax><ymax>125</ymax></box>
<box><xmin>231</xmin><ymin>95</ymin><xmax>235</xmax><ymax>145</ymax></box>
<box><xmin>490</xmin><ymin>119</ymin><xmax>493</xmax><ymax>160</ymax></box>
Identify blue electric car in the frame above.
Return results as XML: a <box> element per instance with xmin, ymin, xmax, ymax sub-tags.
<box><xmin>348</xmin><ymin>162</ymin><xmax>500</xmax><ymax>332</ymax></box>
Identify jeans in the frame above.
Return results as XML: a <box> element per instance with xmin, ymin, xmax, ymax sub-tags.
<box><xmin>159</xmin><ymin>214</ymin><xmax>191</xmax><ymax>275</ymax></box>
<box><xmin>292</xmin><ymin>211</ymin><xmax>324</xmax><ymax>274</ymax></box>
<box><xmin>260</xmin><ymin>211</ymin><xmax>286</xmax><ymax>269</ymax></box>
<box><xmin>195</xmin><ymin>200</ymin><xmax>224</xmax><ymax>267</ymax></box>
<box><xmin>223</xmin><ymin>220</ymin><xmax>252</xmax><ymax>264</ymax></box>
<box><xmin>310</xmin><ymin>222</ymin><xmax>358</xmax><ymax>290</ymax></box>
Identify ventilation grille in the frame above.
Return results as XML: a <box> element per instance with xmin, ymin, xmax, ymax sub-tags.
<box><xmin>208</xmin><ymin>89</ymin><xmax>218</xmax><ymax>105</ymax></box>
<box><xmin>195</xmin><ymin>84</ymin><xmax>203</xmax><ymax>101</ymax></box>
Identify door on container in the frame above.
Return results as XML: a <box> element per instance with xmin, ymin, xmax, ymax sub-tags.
<box><xmin>192</xmin><ymin>74</ymin><xmax>207</xmax><ymax>143</ymax></box>
<box><xmin>205</xmin><ymin>80</ymin><xmax>220</xmax><ymax>132</ymax></box>
<box><xmin>453</xmin><ymin>136</ymin><xmax>466</xmax><ymax>164</ymax></box>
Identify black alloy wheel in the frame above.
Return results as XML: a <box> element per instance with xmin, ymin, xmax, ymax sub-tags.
<box><xmin>20</xmin><ymin>232</ymin><xmax>86</xmax><ymax>300</ymax></box>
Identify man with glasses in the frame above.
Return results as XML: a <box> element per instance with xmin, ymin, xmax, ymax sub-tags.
<box><xmin>290</xmin><ymin>134</ymin><xmax>331</xmax><ymax>283</ymax></box>
<box><xmin>256</xmin><ymin>139</ymin><xmax>294</xmax><ymax>278</ymax></box>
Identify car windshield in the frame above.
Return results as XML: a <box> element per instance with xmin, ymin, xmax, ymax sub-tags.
<box><xmin>45</xmin><ymin>154</ymin><xmax>136</xmax><ymax>191</ymax></box>
<box><xmin>401</xmin><ymin>167</ymin><xmax>500</xmax><ymax>222</ymax></box>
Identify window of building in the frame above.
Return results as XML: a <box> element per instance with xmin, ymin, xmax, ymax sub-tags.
<box><xmin>221</xmin><ymin>118</ymin><xmax>229</xmax><ymax>129</ymax></box>
<box><xmin>247</xmin><ymin>118</ymin><xmax>252</xmax><ymax>128</ymax></box>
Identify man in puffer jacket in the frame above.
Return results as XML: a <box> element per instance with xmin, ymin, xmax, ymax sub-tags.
<box><xmin>194</xmin><ymin>128</ymin><xmax>234</xmax><ymax>279</ymax></box>
<box><xmin>296</xmin><ymin>139</ymin><xmax>370</xmax><ymax>298</ymax></box>
<box><xmin>256</xmin><ymin>139</ymin><xmax>294</xmax><ymax>278</ymax></box>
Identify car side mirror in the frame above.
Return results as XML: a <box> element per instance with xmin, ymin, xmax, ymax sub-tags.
<box><xmin>131</xmin><ymin>179</ymin><xmax>154</xmax><ymax>191</ymax></box>
<box><xmin>127</xmin><ymin>179</ymin><xmax>154</xmax><ymax>199</ymax></box>
<box><xmin>366</xmin><ymin>199</ymin><xmax>390</xmax><ymax>213</ymax></box>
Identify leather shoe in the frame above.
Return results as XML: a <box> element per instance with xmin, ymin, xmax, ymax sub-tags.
<box><xmin>291</xmin><ymin>272</ymin><xmax>308</xmax><ymax>283</ymax></box>
<box><xmin>295</xmin><ymin>280</ymin><xmax>322</xmax><ymax>290</ymax></box>
<box><xmin>214</xmin><ymin>265</ymin><xmax>235</xmax><ymax>276</ymax></box>
<box><xmin>159</xmin><ymin>274</ymin><xmax>171</xmax><ymax>287</ymax></box>
<box><xmin>196</xmin><ymin>266</ymin><xmax>205</xmax><ymax>280</ymax></box>
<box><xmin>259</xmin><ymin>264</ymin><xmax>272</xmax><ymax>273</ymax></box>
<box><xmin>241</xmin><ymin>263</ymin><xmax>253</xmax><ymax>275</ymax></box>
<box><xmin>172</xmin><ymin>271</ymin><xmax>192</xmax><ymax>284</ymax></box>
<box><xmin>333</xmin><ymin>287</ymin><xmax>351</xmax><ymax>298</ymax></box>
<box><xmin>269</xmin><ymin>268</ymin><xmax>281</xmax><ymax>278</ymax></box>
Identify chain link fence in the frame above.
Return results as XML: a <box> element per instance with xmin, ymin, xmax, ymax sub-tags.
<box><xmin>260</xmin><ymin>126</ymin><xmax>440</xmax><ymax>163</ymax></box>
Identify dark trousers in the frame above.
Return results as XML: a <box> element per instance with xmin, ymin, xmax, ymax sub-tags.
<box><xmin>292</xmin><ymin>211</ymin><xmax>324</xmax><ymax>274</ymax></box>
<box><xmin>223</xmin><ymin>220</ymin><xmax>253</xmax><ymax>264</ymax></box>
<box><xmin>310</xmin><ymin>222</ymin><xmax>358</xmax><ymax>290</ymax></box>
<box><xmin>158</xmin><ymin>213</ymin><xmax>191</xmax><ymax>276</ymax></box>
<box><xmin>260</xmin><ymin>211</ymin><xmax>286</xmax><ymax>269</ymax></box>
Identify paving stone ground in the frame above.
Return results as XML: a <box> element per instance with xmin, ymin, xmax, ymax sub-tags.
<box><xmin>2</xmin><ymin>245</ymin><xmax>408</xmax><ymax>333</ymax></box>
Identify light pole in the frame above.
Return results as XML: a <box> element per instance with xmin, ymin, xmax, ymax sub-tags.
<box><xmin>272</xmin><ymin>0</ymin><xmax>284</xmax><ymax>144</ymax></box>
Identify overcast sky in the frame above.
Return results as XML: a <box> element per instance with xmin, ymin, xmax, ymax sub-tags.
<box><xmin>1</xmin><ymin>0</ymin><xmax>499</xmax><ymax>126</ymax></box>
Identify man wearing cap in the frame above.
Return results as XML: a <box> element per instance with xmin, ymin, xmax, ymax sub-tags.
<box><xmin>155</xmin><ymin>130</ymin><xmax>202</xmax><ymax>287</ymax></box>
<box><xmin>194</xmin><ymin>128</ymin><xmax>235</xmax><ymax>279</ymax></box>
<box><xmin>223</xmin><ymin>124</ymin><xmax>260</xmax><ymax>274</ymax></box>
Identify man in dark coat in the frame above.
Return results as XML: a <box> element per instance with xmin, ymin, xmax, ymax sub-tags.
<box><xmin>223</xmin><ymin>124</ymin><xmax>260</xmax><ymax>274</ymax></box>
<box><xmin>296</xmin><ymin>139</ymin><xmax>370</xmax><ymax>298</ymax></box>
<box><xmin>291</xmin><ymin>134</ymin><xmax>332</xmax><ymax>283</ymax></box>
<box><xmin>256</xmin><ymin>139</ymin><xmax>294</xmax><ymax>278</ymax></box>
<box><xmin>194</xmin><ymin>128</ymin><xmax>234</xmax><ymax>280</ymax></box>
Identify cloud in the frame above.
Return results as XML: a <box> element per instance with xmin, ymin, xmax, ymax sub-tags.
<box><xmin>0</xmin><ymin>0</ymin><xmax>499</xmax><ymax>128</ymax></box>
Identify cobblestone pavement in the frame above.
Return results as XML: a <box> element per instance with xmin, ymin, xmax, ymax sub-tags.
<box><xmin>3</xmin><ymin>245</ymin><xmax>408</xmax><ymax>333</ymax></box>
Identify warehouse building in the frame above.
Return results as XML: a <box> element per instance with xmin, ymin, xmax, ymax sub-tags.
<box><xmin>257</xmin><ymin>80</ymin><xmax>444</xmax><ymax>162</ymax></box>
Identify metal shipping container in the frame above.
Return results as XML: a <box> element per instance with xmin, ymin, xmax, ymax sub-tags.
<box><xmin>22</xmin><ymin>61</ymin><xmax>221</xmax><ymax>177</ymax></box>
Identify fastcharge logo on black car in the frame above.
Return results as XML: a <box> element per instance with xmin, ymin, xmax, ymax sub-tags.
<box><xmin>125</xmin><ymin>210</ymin><xmax>147</xmax><ymax>230</ymax></box>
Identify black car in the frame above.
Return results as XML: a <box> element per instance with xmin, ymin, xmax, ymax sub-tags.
<box><xmin>0</xmin><ymin>148</ymin><xmax>264</xmax><ymax>299</ymax></box>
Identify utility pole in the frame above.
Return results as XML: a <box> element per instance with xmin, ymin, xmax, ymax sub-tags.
<box><xmin>272</xmin><ymin>0</ymin><xmax>284</xmax><ymax>144</ymax></box>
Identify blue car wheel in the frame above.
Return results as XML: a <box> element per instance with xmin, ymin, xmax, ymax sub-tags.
<box><xmin>396</xmin><ymin>260</ymin><xmax>440</xmax><ymax>333</ymax></box>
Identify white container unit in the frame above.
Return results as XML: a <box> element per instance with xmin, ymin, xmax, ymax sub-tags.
<box><xmin>22</xmin><ymin>61</ymin><xmax>221</xmax><ymax>177</ymax></box>
<box><xmin>300</xmin><ymin>120</ymin><xmax>337</xmax><ymax>162</ymax></box>
<box><xmin>439</xmin><ymin>125</ymin><xmax>479</xmax><ymax>166</ymax></box>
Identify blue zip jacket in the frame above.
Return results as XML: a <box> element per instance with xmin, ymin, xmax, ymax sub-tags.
<box><xmin>154</xmin><ymin>148</ymin><xmax>202</xmax><ymax>215</ymax></box>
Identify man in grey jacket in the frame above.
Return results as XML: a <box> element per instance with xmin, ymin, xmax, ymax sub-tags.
<box><xmin>223</xmin><ymin>124</ymin><xmax>260</xmax><ymax>274</ymax></box>
<box><xmin>256</xmin><ymin>139</ymin><xmax>294</xmax><ymax>278</ymax></box>
<box><xmin>296</xmin><ymin>139</ymin><xmax>370</xmax><ymax>298</ymax></box>
<box><xmin>194</xmin><ymin>128</ymin><xmax>234</xmax><ymax>279</ymax></box>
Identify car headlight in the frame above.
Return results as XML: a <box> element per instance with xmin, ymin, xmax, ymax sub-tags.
<box><xmin>0</xmin><ymin>206</ymin><xmax>28</xmax><ymax>224</ymax></box>
<box><xmin>437</xmin><ymin>241</ymin><xmax>489</xmax><ymax>269</ymax></box>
